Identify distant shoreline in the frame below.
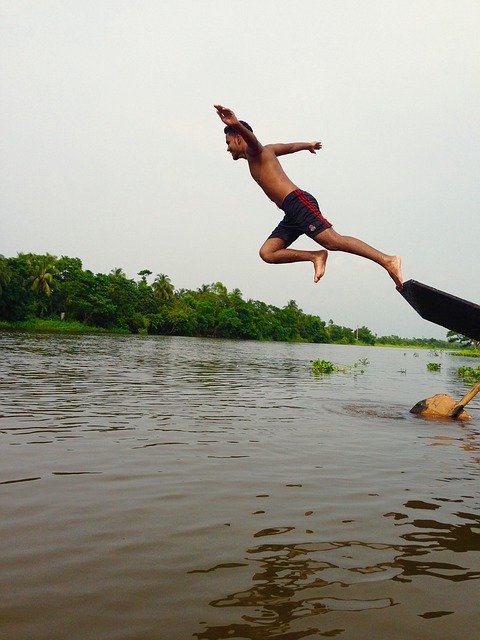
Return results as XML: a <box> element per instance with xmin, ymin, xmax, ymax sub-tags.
<box><xmin>1</xmin><ymin>318</ymin><xmax>478</xmax><ymax>356</ymax></box>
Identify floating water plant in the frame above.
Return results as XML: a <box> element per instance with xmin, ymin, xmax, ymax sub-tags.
<box><xmin>311</xmin><ymin>359</ymin><xmax>367</xmax><ymax>375</ymax></box>
<box><xmin>311</xmin><ymin>359</ymin><xmax>336</xmax><ymax>374</ymax></box>
<box><xmin>426</xmin><ymin>362</ymin><xmax>442</xmax><ymax>371</ymax></box>
<box><xmin>457</xmin><ymin>365</ymin><xmax>480</xmax><ymax>382</ymax></box>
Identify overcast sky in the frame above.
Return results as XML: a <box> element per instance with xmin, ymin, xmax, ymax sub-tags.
<box><xmin>1</xmin><ymin>0</ymin><xmax>479</xmax><ymax>338</ymax></box>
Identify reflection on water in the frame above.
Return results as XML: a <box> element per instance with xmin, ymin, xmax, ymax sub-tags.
<box><xmin>0</xmin><ymin>333</ymin><xmax>479</xmax><ymax>640</ymax></box>
<box><xmin>193</xmin><ymin>509</ymin><xmax>479</xmax><ymax>639</ymax></box>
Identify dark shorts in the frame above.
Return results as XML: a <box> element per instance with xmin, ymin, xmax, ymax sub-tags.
<box><xmin>268</xmin><ymin>189</ymin><xmax>332</xmax><ymax>247</ymax></box>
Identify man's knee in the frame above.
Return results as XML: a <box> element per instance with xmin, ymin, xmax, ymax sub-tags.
<box><xmin>260</xmin><ymin>237</ymin><xmax>286</xmax><ymax>263</ymax></box>
<box><xmin>259</xmin><ymin>245</ymin><xmax>274</xmax><ymax>263</ymax></box>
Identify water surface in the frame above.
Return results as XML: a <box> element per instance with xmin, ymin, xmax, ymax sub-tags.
<box><xmin>1</xmin><ymin>333</ymin><xmax>479</xmax><ymax>639</ymax></box>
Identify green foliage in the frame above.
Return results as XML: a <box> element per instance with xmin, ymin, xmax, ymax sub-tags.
<box><xmin>450</xmin><ymin>349</ymin><xmax>480</xmax><ymax>358</ymax></box>
<box><xmin>0</xmin><ymin>253</ymin><xmax>36</xmax><ymax>321</ymax></box>
<box><xmin>355</xmin><ymin>326</ymin><xmax>376</xmax><ymax>345</ymax></box>
<box><xmin>426</xmin><ymin>362</ymin><xmax>442</xmax><ymax>371</ymax></box>
<box><xmin>0</xmin><ymin>255</ymin><xmax>12</xmax><ymax>296</ymax></box>
<box><xmin>326</xmin><ymin>319</ymin><xmax>355</xmax><ymax>344</ymax></box>
<box><xmin>457</xmin><ymin>365</ymin><xmax>480</xmax><ymax>382</ymax></box>
<box><xmin>376</xmin><ymin>334</ymin><xmax>451</xmax><ymax>349</ymax></box>
<box><xmin>0</xmin><ymin>252</ymin><xmax>458</xmax><ymax>346</ymax></box>
<box><xmin>312</xmin><ymin>359</ymin><xmax>336</xmax><ymax>374</ymax></box>
<box><xmin>152</xmin><ymin>273</ymin><xmax>174</xmax><ymax>301</ymax></box>
<box><xmin>447</xmin><ymin>330</ymin><xmax>475</xmax><ymax>349</ymax></box>
<box><xmin>29</xmin><ymin>254</ymin><xmax>57</xmax><ymax>297</ymax></box>
<box><xmin>311</xmin><ymin>358</ymin><xmax>368</xmax><ymax>375</ymax></box>
<box><xmin>0</xmin><ymin>318</ymin><xmax>121</xmax><ymax>334</ymax></box>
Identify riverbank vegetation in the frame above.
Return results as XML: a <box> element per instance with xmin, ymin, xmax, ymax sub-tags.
<box><xmin>0</xmin><ymin>252</ymin><xmax>475</xmax><ymax>351</ymax></box>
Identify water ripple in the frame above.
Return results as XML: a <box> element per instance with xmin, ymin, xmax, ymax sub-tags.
<box><xmin>0</xmin><ymin>333</ymin><xmax>478</xmax><ymax>640</ymax></box>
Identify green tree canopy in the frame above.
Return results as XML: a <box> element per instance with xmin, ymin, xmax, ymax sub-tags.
<box><xmin>0</xmin><ymin>252</ymin><xmax>452</xmax><ymax>347</ymax></box>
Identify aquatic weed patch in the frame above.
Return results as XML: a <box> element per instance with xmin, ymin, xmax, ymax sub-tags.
<box><xmin>457</xmin><ymin>365</ymin><xmax>480</xmax><ymax>383</ymax></box>
<box><xmin>311</xmin><ymin>358</ymin><xmax>369</xmax><ymax>376</ymax></box>
<box><xmin>426</xmin><ymin>362</ymin><xmax>442</xmax><ymax>372</ymax></box>
<box><xmin>312</xmin><ymin>359</ymin><xmax>336</xmax><ymax>374</ymax></box>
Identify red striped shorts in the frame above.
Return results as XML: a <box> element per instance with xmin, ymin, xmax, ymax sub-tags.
<box><xmin>268</xmin><ymin>189</ymin><xmax>332</xmax><ymax>247</ymax></box>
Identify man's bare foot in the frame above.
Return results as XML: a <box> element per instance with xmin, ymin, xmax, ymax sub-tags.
<box><xmin>385</xmin><ymin>255</ymin><xmax>403</xmax><ymax>289</ymax></box>
<box><xmin>313</xmin><ymin>250</ymin><xmax>328</xmax><ymax>283</ymax></box>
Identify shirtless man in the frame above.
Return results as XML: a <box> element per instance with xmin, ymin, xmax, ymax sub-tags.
<box><xmin>214</xmin><ymin>104</ymin><xmax>403</xmax><ymax>288</ymax></box>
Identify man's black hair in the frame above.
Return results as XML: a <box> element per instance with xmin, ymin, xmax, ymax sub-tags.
<box><xmin>224</xmin><ymin>120</ymin><xmax>253</xmax><ymax>135</ymax></box>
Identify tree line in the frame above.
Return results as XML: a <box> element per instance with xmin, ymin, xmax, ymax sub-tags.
<box><xmin>0</xmin><ymin>252</ymin><xmax>452</xmax><ymax>347</ymax></box>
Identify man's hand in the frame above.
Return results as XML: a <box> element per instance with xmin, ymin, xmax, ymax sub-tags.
<box><xmin>308</xmin><ymin>141</ymin><xmax>322</xmax><ymax>154</ymax></box>
<box><xmin>214</xmin><ymin>104</ymin><xmax>238</xmax><ymax>127</ymax></box>
<box><xmin>214</xmin><ymin>104</ymin><xmax>263</xmax><ymax>156</ymax></box>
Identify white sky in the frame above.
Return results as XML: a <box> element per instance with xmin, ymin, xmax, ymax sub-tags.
<box><xmin>1</xmin><ymin>0</ymin><xmax>479</xmax><ymax>338</ymax></box>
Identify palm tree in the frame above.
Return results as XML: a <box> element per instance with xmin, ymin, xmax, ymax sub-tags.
<box><xmin>229</xmin><ymin>288</ymin><xmax>243</xmax><ymax>307</ymax></box>
<box><xmin>30</xmin><ymin>254</ymin><xmax>57</xmax><ymax>297</ymax></box>
<box><xmin>152</xmin><ymin>273</ymin><xmax>174</xmax><ymax>301</ymax></box>
<box><xmin>110</xmin><ymin>267</ymin><xmax>126</xmax><ymax>278</ymax></box>
<box><xmin>197</xmin><ymin>284</ymin><xmax>212</xmax><ymax>294</ymax></box>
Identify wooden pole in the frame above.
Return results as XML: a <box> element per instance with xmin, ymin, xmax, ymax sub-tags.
<box><xmin>450</xmin><ymin>382</ymin><xmax>480</xmax><ymax>419</ymax></box>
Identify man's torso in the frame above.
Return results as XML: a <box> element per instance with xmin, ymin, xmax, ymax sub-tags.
<box><xmin>247</xmin><ymin>146</ymin><xmax>298</xmax><ymax>208</ymax></box>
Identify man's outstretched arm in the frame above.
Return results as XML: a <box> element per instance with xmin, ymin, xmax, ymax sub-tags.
<box><xmin>267</xmin><ymin>141</ymin><xmax>322</xmax><ymax>156</ymax></box>
<box><xmin>214</xmin><ymin>104</ymin><xmax>263</xmax><ymax>155</ymax></box>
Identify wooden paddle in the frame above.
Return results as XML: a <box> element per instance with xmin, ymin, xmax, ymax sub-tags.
<box><xmin>410</xmin><ymin>382</ymin><xmax>480</xmax><ymax>420</ymax></box>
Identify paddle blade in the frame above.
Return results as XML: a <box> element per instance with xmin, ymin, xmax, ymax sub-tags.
<box><xmin>410</xmin><ymin>394</ymin><xmax>472</xmax><ymax>420</ymax></box>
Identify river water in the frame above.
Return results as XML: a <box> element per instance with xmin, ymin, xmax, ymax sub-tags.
<box><xmin>0</xmin><ymin>332</ymin><xmax>479</xmax><ymax>640</ymax></box>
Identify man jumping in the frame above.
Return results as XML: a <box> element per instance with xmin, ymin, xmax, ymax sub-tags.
<box><xmin>214</xmin><ymin>104</ymin><xmax>403</xmax><ymax>288</ymax></box>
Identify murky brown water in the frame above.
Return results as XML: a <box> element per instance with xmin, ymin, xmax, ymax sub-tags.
<box><xmin>0</xmin><ymin>333</ymin><xmax>479</xmax><ymax>639</ymax></box>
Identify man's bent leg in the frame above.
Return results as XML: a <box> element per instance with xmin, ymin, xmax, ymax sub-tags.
<box><xmin>313</xmin><ymin>228</ymin><xmax>403</xmax><ymax>288</ymax></box>
<box><xmin>259</xmin><ymin>237</ymin><xmax>328</xmax><ymax>283</ymax></box>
